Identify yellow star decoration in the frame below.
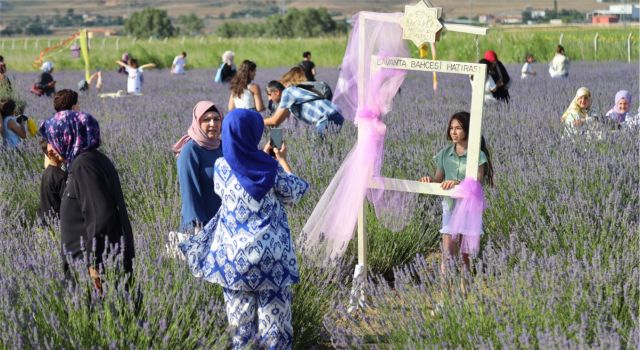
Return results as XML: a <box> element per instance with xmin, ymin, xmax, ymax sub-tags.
<box><xmin>401</xmin><ymin>0</ymin><xmax>444</xmax><ymax>47</ymax></box>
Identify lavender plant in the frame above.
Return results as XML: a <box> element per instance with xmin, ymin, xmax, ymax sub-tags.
<box><xmin>0</xmin><ymin>61</ymin><xmax>637</xmax><ymax>349</ymax></box>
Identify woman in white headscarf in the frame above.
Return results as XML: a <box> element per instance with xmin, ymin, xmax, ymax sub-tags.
<box><xmin>33</xmin><ymin>61</ymin><xmax>56</xmax><ymax>97</ymax></box>
<box><xmin>215</xmin><ymin>51</ymin><xmax>236</xmax><ymax>83</ymax></box>
<box><xmin>561</xmin><ymin>87</ymin><xmax>595</xmax><ymax>135</ymax></box>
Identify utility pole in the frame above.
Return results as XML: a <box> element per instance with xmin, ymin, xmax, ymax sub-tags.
<box><xmin>279</xmin><ymin>0</ymin><xmax>286</xmax><ymax>15</ymax></box>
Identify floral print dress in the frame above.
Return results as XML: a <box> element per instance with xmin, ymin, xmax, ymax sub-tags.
<box><xmin>180</xmin><ymin>157</ymin><xmax>309</xmax><ymax>291</ymax></box>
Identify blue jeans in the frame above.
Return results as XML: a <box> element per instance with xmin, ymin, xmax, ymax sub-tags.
<box><xmin>315</xmin><ymin>112</ymin><xmax>344</xmax><ymax>136</ymax></box>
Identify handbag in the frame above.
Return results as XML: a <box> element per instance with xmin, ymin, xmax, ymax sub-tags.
<box><xmin>30</xmin><ymin>84</ymin><xmax>43</xmax><ymax>96</ymax></box>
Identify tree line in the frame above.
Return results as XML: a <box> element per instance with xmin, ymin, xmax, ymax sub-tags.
<box><xmin>217</xmin><ymin>8</ymin><xmax>347</xmax><ymax>38</ymax></box>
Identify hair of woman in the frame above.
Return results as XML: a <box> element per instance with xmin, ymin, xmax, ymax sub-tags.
<box><xmin>447</xmin><ymin>111</ymin><xmax>494</xmax><ymax>187</ymax></box>
<box><xmin>280</xmin><ymin>66</ymin><xmax>306</xmax><ymax>87</ymax></box>
<box><xmin>230</xmin><ymin>60</ymin><xmax>257</xmax><ymax>98</ymax></box>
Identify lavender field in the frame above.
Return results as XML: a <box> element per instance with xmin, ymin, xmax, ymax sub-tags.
<box><xmin>0</xmin><ymin>61</ymin><xmax>638</xmax><ymax>349</ymax></box>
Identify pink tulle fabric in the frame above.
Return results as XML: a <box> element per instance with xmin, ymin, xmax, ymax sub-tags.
<box><xmin>448</xmin><ymin>178</ymin><xmax>486</xmax><ymax>240</ymax></box>
<box><xmin>301</xmin><ymin>12</ymin><xmax>410</xmax><ymax>260</ymax></box>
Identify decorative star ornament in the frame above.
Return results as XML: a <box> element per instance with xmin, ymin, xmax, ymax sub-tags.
<box><xmin>401</xmin><ymin>0</ymin><xmax>444</xmax><ymax>47</ymax></box>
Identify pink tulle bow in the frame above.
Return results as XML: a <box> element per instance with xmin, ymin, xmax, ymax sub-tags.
<box><xmin>448</xmin><ymin>178</ymin><xmax>486</xmax><ymax>237</ymax></box>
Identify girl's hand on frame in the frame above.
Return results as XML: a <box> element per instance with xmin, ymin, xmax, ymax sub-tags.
<box><xmin>419</xmin><ymin>176</ymin><xmax>431</xmax><ymax>183</ymax></box>
<box><xmin>441</xmin><ymin>180</ymin><xmax>458</xmax><ymax>190</ymax></box>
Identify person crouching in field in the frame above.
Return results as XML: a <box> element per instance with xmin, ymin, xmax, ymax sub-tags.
<box><xmin>605</xmin><ymin>90</ymin><xmax>632</xmax><ymax>128</ymax></box>
<box><xmin>483</xmin><ymin>50</ymin><xmax>511</xmax><ymax>103</ymax></box>
<box><xmin>266</xmin><ymin>80</ymin><xmax>285</xmax><ymax>116</ymax></box>
<box><xmin>420</xmin><ymin>111</ymin><xmax>494</xmax><ymax>274</ymax></box>
<box><xmin>228</xmin><ymin>60</ymin><xmax>265</xmax><ymax>112</ymax></box>
<box><xmin>520</xmin><ymin>54</ymin><xmax>536</xmax><ymax>80</ymax></box>
<box><xmin>215</xmin><ymin>51</ymin><xmax>236</xmax><ymax>83</ymax></box>
<box><xmin>263</xmin><ymin>67</ymin><xmax>343</xmax><ymax>137</ymax></box>
<box><xmin>562</xmin><ymin>87</ymin><xmax>597</xmax><ymax>136</ymax></box>
<box><xmin>37</xmin><ymin>137</ymin><xmax>67</xmax><ymax>225</ymax></box>
<box><xmin>32</xmin><ymin>61</ymin><xmax>56</xmax><ymax>97</ymax></box>
<box><xmin>39</xmin><ymin>111</ymin><xmax>135</xmax><ymax>292</ymax></box>
<box><xmin>180</xmin><ymin>109</ymin><xmax>309</xmax><ymax>350</ymax></box>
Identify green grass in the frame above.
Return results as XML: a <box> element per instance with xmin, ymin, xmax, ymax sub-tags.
<box><xmin>0</xmin><ymin>26</ymin><xmax>637</xmax><ymax>72</ymax></box>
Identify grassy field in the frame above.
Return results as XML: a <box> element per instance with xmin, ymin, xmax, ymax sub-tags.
<box><xmin>0</xmin><ymin>26</ymin><xmax>637</xmax><ymax>72</ymax></box>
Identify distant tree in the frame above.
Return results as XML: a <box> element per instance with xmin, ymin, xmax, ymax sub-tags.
<box><xmin>24</xmin><ymin>21</ymin><xmax>51</xmax><ymax>35</ymax></box>
<box><xmin>124</xmin><ymin>8</ymin><xmax>175</xmax><ymax>38</ymax></box>
<box><xmin>178</xmin><ymin>13</ymin><xmax>204</xmax><ymax>35</ymax></box>
<box><xmin>217</xmin><ymin>7</ymin><xmax>345</xmax><ymax>38</ymax></box>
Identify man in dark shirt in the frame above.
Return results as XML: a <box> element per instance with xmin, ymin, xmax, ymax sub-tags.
<box><xmin>299</xmin><ymin>51</ymin><xmax>316</xmax><ymax>82</ymax></box>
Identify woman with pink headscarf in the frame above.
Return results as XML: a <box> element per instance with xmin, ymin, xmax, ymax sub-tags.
<box><xmin>605</xmin><ymin>90</ymin><xmax>632</xmax><ymax>127</ymax></box>
<box><xmin>173</xmin><ymin>101</ymin><xmax>224</xmax><ymax>233</ymax></box>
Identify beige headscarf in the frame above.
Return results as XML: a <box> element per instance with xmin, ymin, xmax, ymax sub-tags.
<box><xmin>561</xmin><ymin>87</ymin><xmax>591</xmax><ymax>122</ymax></box>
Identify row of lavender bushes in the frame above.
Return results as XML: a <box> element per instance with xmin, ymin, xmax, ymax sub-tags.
<box><xmin>0</xmin><ymin>61</ymin><xmax>637</xmax><ymax>349</ymax></box>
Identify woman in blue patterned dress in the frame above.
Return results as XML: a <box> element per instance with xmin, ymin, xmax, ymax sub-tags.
<box><xmin>180</xmin><ymin>109</ymin><xmax>308</xmax><ymax>350</ymax></box>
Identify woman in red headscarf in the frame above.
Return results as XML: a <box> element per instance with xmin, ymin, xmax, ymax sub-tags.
<box><xmin>483</xmin><ymin>50</ymin><xmax>511</xmax><ymax>103</ymax></box>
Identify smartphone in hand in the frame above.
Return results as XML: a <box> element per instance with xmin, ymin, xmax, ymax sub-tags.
<box><xmin>16</xmin><ymin>115</ymin><xmax>28</xmax><ymax>124</ymax></box>
<box><xmin>269</xmin><ymin>127</ymin><xmax>283</xmax><ymax>149</ymax></box>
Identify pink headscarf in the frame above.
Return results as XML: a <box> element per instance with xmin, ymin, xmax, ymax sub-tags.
<box><xmin>172</xmin><ymin>101</ymin><xmax>222</xmax><ymax>157</ymax></box>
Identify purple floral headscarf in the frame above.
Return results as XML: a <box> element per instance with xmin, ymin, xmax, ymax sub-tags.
<box><xmin>39</xmin><ymin>110</ymin><xmax>101</xmax><ymax>165</ymax></box>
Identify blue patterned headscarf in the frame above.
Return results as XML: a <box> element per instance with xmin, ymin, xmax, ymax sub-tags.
<box><xmin>222</xmin><ymin>109</ymin><xmax>278</xmax><ymax>201</ymax></box>
<box><xmin>39</xmin><ymin>110</ymin><xmax>101</xmax><ymax>165</ymax></box>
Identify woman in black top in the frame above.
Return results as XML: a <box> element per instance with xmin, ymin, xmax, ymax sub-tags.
<box><xmin>39</xmin><ymin>110</ymin><xmax>135</xmax><ymax>289</ymax></box>
<box><xmin>483</xmin><ymin>50</ymin><xmax>511</xmax><ymax>103</ymax></box>
<box><xmin>35</xmin><ymin>61</ymin><xmax>56</xmax><ymax>97</ymax></box>
<box><xmin>219</xmin><ymin>51</ymin><xmax>236</xmax><ymax>83</ymax></box>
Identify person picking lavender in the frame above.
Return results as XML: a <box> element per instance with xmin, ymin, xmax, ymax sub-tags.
<box><xmin>420</xmin><ymin>111</ymin><xmax>494</xmax><ymax>274</ymax></box>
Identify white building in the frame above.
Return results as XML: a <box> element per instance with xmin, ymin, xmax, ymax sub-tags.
<box><xmin>531</xmin><ymin>10</ymin><xmax>547</xmax><ymax>19</ymax></box>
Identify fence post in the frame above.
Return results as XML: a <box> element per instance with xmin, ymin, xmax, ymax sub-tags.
<box><xmin>163</xmin><ymin>37</ymin><xmax>167</xmax><ymax>44</ymax></box>
<box><xmin>116</xmin><ymin>37</ymin><xmax>120</xmax><ymax>51</ymax></box>
<box><xmin>24</xmin><ymin>39</ymin><xmax>28</xmax><ymax>49</ymax></box>
<box><xmin>1</xmin><ymin>41</ymin><xmax>3</xmax><ymax>49</ymax></box>
<box><xmin>35</xmin><ymin>39</ymin><xmax>39</xmax><ymax>49</ymax></box>
<box><xmin>11</xmin><ymin>39</ymin><xmax>15</xmax><ymax>49</ymax></box>
<box><xmin>133</xmin><ymin>37</ymin><xmax>137</xmax><ymax>45</ymax></box>
<box><xmin>559</xmin><ymin>33</ymin><xmax>563</xmax><ymax>45</ymax></box>
<box><xmin>102</xmin><ymin>38</ymin><xmax>106</xmax><ymax>47</ymax></box>
<box><xmin>48</xmin><ymin>39</ymin><xmax>51</xmax><ymax>47</ymax></box>
<box><xmin>628</xmin><ymin>32</ymin><xmax>633</xmax><ymax>63</ymax></box>
<box><xmin>181</xmin><ymin>36</ymin><xmax>185</xmax><ymax>45</ymax></box>
<box><xmin>593</xmin><ymin>32</ymin><xmax>599</xmax><ymax>57</ymax></box>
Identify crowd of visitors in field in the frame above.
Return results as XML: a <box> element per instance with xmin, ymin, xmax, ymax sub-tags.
<box><xmin>0</xmin><ymin>43</ymin><xmax>637</xmax><ymax>349</ymax></box>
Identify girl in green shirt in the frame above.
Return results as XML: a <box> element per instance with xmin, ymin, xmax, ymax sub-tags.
<box><xmin>420</xmin><ymin>111</ymin><xmax>494</xmax><ymax>274</ymax></box>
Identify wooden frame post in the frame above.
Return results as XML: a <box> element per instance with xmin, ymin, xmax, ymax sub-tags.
<box><xmin>349</xmin><ymin>7</ymin><xmax>488</xmax><ymax>312</ymax></box>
